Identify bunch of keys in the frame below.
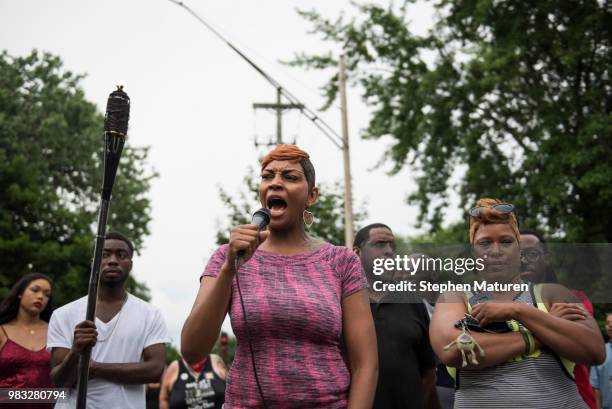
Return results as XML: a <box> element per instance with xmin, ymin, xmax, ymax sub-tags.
<box><xmin>444</xmin><ymin>314</ymin><xmax>485</xmax><ymax>367</ymax></box>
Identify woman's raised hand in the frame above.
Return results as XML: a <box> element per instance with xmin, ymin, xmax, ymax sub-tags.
<box><xmin>225</xmin><ymin>224</ymin><xmax>270</xmax><ymax>273</ymax></box>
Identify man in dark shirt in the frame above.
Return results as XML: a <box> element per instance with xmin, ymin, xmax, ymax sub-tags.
<box><xmin>354</xmin><ymin>223</ymin><xmax>440</xmax><ymax>409</ymax></box>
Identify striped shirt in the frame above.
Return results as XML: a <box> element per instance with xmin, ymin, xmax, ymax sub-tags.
<box><xmin>455</xmin><ymin>290</ymin><xmax>588</xmax><ymax>409</ymax></box>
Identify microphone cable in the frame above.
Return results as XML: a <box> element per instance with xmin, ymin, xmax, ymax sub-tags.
<box><xmin>234</xmin><ymin>256</ymin><xmax>269</xmax><ymax>409</ymax></box>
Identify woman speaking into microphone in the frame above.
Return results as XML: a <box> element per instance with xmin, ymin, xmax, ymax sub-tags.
<box><xmin>182</xmin><ymin>144</ymin><xmax>377</xmax><ymax>408</ymax></box>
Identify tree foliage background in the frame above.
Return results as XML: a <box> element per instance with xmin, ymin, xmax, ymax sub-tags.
<box><xmin>0</xmin><ymin>51</ymin><xmax>156</xmax><ymax>305</ymax></box>
<box><xmin>291</xmin><ymin>0</ymin><xmax>611</xmax><ymax>242</ymax></box>
<box><xmin>215</xmin><ymin>167</ymin><xmax>367</xmax><ymax>246</ymax></box>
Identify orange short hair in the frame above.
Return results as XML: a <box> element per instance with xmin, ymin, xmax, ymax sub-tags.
<box><xmin>469</xmin><ymin>198</ymin><xmax>519</xmax><ymax>244</ymax></box>
<box><xmin>260</xmin><ymin>144</ymin><xmax>316</xmax><ymax>190</ymax></box>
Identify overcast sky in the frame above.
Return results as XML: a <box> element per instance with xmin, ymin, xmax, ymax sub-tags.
<box><xmin>1</xmin><ymin>0</ymin><xmax>454</xmax><ymax>346</ymax></box>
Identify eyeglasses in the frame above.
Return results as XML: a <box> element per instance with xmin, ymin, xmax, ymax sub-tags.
<box><xmin>468</xmin><ymin>203</ymin><xmax>514</xmax><ymax>217</ymax></box>
<box><xmin>520</xmin><ymin>249</ymin><xmax>543</xmax><ymax>262</ymax></box>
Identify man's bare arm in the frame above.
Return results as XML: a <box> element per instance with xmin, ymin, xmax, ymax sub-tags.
<box><xmin>51</xmin><ymin>347</ymin><xmax>80</xmax><ymax>387</ymax></box>
<box><xmin>90</xmin><ymin>343</ymin><xmax>165</xmax><ymax>384</ymax></box>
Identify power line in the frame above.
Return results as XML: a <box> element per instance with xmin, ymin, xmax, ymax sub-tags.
<box><xmin>167</xmin><ymin>0</ymin><xmax>344</xmax><ymax>149</ymax></box>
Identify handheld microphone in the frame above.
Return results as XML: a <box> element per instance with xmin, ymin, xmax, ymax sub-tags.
<box><xmin>251</xmin><ymin>207</ymin><xmax>271</xmax><ymax>229</ymax></box>
<box><xmin>236</xmin><ymin>208</ymin><xmax>271</xmax><ymax>260</ymax></box>
<box><xmin>234</xmin><ymin>207</ymin><xmax>271</xmax><ymax>408</ymax></box>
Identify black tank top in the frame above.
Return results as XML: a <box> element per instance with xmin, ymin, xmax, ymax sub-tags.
<box><xmin>169</xmin><ymin>357</ymin><xmax>225</xmax><ymax>409</ymax></box>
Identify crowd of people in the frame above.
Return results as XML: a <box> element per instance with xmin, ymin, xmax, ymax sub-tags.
<box><xmin>1</xmin><ymin>144</ymin><xmax>611</xmax><ymax>409</ymax></box>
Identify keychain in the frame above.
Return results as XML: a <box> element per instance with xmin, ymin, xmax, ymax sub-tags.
<box><xmin>444</xmin><ymin>315</ymin><xmax>486</xmax><ymax>367</ymax></box>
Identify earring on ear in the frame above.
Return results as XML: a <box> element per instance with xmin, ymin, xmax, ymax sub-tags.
<box><xmin>303</xmin><ymin>209</ymin><xmax>314</xmax><ymax>228</ymax></box>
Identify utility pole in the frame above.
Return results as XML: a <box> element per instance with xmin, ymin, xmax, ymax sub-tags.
<box><xmin>253</xmin><ymin>87</ymin><xmax>303</xmax><ymax>145</ymax></box>
<box><xmin>339</xmin><ymin>54</ymin><xmax>355</xmax><ymax>247</ymax></box>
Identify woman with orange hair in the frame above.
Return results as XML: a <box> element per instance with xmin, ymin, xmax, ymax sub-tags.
<box><xmin>429</xmin><ymin>198</ymin><xmax>605</xmax><ymax>408</ymax></box>
<box><xmin>181</xmin><ymin>144</ymin><xmax>378</xmax><ymax>408</ymax></box>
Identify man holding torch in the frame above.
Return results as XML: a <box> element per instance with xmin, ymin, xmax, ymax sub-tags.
<box><xmin>47</xmin><ymin>87</ymin><xmax>168</xmax><ymax>408</ymax></box>
<box><xmin>47</xmin><ymin>232</ymin><xmax>168</xmax><ymax>409</ymax></box>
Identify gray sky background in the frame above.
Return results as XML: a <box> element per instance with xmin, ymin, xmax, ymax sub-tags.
<box><xmin>1</xmin><ymin>0</ymin><xmax>461</xmax><ymax>346</ymax></box>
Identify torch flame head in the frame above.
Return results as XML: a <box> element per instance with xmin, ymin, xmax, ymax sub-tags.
<box><xmin>101</xmin><ymin>86</ymin><xmax>130</xmax><ymax>200</ymax></box>
<box><xmin>104</xmin><ymin>88</ymin><xmax>130</xmax><ymax>138</ymax></box>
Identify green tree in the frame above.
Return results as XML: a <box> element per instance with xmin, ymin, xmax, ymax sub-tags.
<box><xmin>406</xmin><ymin>222</ymin><xmax>466</xmax><ymax>245</ymax></box>
<box><xmin>215</xmin><ymin>167</ymin><xmax>366</xmax><ymax>246</ymax></box>
<box><xmin>0</xmin><ymin>50</ymin><xmax>156</xmax><ymax>304</ymax></box>
<box><xmin>291</xmin><ymin>1</ymin><xmax>611</xmax><ymax>242</ymax></box>
<box><xmin>165</xmin><ymin>343</ymin><xmax>181</xmax><ymax>365</ymax></box>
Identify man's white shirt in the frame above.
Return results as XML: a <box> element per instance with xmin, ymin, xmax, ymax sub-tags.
<box><xmin>47</xmin><ymin>293</ymin><xmax>170</xmax><ymax>409</ymax></box>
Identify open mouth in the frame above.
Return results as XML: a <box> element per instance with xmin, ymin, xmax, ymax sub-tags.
<box><xmin>267</xmin><ymin>197</ymin><xmax>288</xmax><ymax>215</ymax></box>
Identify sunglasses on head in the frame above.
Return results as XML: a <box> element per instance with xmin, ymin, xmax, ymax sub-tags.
<box><xmin>468</xmin><ymin>203</ymin><xmax>515</xmax><ymax>217</ymax></box>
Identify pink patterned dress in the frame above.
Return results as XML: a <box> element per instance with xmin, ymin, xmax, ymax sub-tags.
<box><xmin>201</xmin><ymin>243</ymin><xmax>367</xmax><ymax>409</ymax></box>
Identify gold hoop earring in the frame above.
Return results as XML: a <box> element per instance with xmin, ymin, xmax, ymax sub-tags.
<box><xmin>303</xmin><ymin>209</ymin><xmax>314</xmax><ymax>228</ymax></box>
